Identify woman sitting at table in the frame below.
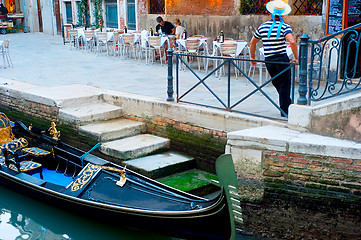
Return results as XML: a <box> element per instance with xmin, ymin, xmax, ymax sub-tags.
<box><xmin>174</xmin><ymin>18</ymin><xmax>185</xmax><ymax>40</ymax></box>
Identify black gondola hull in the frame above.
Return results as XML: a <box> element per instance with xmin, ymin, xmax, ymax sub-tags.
<box><xmin>0</xmin><ymin>121</ymin><xmax>232</xmax><ymax>240</ymax></box>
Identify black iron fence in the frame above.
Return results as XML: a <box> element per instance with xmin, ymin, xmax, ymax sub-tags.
<box><xmin>167</xmin><ymin>23</ymin><xmax>361</xmax><ymax>119</ymax></box>
<box><xmin>297</xmin><ymin>23</ymin><xmax>361</xmax><ymax>105</ymax></box>
<box><xmin>166</xmin><ymin>50</ymin><xmax>296</xmax><ymax>120</ymax></box>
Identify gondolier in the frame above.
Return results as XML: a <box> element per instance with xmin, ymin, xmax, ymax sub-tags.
<box><xmin>249</xmin><ymin>0</ymin><xmax>298</xmax><ymax>117</ymax></box>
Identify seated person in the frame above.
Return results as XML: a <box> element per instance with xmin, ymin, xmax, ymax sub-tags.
<box><xmin>0</xmin><ymin>3</ymin><xmax>8</xmax><ymax>21</ymax></box>
<box><xmin>174</xmin><ymin>18</ymin><xmax>185</xmax><ymax>40</ymax></box>
<box><xmin>155</xmin><ymin>16</ymin><xmax>175</xmax><ymax>36</ymax></box>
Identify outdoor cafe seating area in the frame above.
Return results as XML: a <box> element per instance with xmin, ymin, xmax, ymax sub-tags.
<box><xmin>63</xmin><ymin>26</ymin><xmax>261</xmax><ymax>78</ymax></box>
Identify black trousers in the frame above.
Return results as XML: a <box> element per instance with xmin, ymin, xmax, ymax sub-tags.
<box><xmin>265</xmin><ymin>53</ymin><xmax>291</xmax><ymax>116</ymax></box>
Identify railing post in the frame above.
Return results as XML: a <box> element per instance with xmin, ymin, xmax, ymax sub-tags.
<box><xmin>297</xmin><ymin>34</ymin><xmax>310</xmax><ymax>105</ymax></box>
<box><xmin>167</xmin><ymin>49</ymin><xmax>174</xmax><ymax>101</ymax></box>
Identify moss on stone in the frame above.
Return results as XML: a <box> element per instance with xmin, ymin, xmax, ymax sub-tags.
<box><xmin>157</xmin><ymin>169</ymin><xmax>218</xmax><ymax>192</ymax></box>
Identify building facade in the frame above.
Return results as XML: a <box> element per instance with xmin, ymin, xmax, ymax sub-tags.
<box><xmin>26</xmin><ymin>0</ymin><xmax>326</xmax><ymax>41</ymax></box>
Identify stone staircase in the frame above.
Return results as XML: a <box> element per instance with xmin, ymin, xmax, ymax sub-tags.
<box><xmin>58</xmin><ymin>100</ymin><xmax>207</xmax><ymax>188</ymax></box>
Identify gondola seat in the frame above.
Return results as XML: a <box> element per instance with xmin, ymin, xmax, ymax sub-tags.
<box><xmin>0</xmin><ymin>155</ymin><xmax>43</xmax><ymax>177</ymax></box>
<box><xmin>0</xmin><ymin>113</ymin><xmax>43</xmax><ymax>178</ymax></box>
<box><xmin>0</xmin><ymin>138</ymin><xmax>28</xmax><ymax>155</ymax></box>
<box><xmin>22</xmin><ymin>147</ymin><xmax>51</xmax><ymax>157</ymax></box>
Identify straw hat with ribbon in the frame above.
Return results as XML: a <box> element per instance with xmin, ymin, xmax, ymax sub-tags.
<box><xmin>266</xmin><ymin>0</ymin><xmax>292</xmax><ymax>39</ymax></box>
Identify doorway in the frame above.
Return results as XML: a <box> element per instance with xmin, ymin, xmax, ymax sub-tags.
<box><xmin>37</xmin><ymin>0</ymin><xmax>43</xmax><ymax>32</ymax></box>
<box><xmin>53</xmin><ymin>0</ymin><xmax>61</xmax><ymax>35</ymax></box>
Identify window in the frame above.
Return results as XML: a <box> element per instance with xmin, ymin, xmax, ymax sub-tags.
<box><xmin>65</xmin><ymin>2</ymin><xmax>73</xmax><ymax>24</ymax></box>
<box><xmin>105</xmin><ymin>0</ymin><xmax>118</xmax><ymax>28</ymax></box>
<box><xmin>293</xmin><ymin>0</ymin><xmax>323</xmax><ymax>15</ymax></box>
<box><xmin>240</xmin><ymin>0</ymin><xmax>268</xmax><ymax>14</ymax></box>
<box><xmin>149</xmin><ymin>0</ymin><xmax>164</xmax><ymax>14</ymax></box>
<box><xmin>239</xmin><ymin>0</ymin><xmax>323</xmax><ymax>15</ymax></box>
<box><xmin>127</xmin><ymin>0</ymin><xmax>136</xmax><ymax>30</ymax></box>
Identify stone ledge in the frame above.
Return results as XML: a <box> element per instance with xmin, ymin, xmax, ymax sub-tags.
<box><xmin>227</xmin><ymin>125</ymin><xmax>361</xmax><ymax>160</ymax></box>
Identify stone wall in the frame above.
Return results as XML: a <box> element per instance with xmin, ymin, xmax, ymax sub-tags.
<box><xmin>289</xmin><ymin>92</ymin><xmax>361</xmax><ymax>143</ymax></box>
<box><xmin>165</xmin><ymin>0</ymin><xmax>238</xmax><ymax>16</ymax></box>
<box><xmin>140</xmin><ymin>15</ymin><xmax>323</xmax><ymax>43</ymax></box>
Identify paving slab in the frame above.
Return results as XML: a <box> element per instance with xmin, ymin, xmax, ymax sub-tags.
<box><xmin>0</xmin><ymin>33</ymin><xmax>291</xmax><ymax>119</ymax></box>
<box><xmin>99</xmin><ymin>134</ymin><xmax>170</xmax><ymax>160</ymax></box>
<box><xmin>125</xmin><ymin>151</ymin><xmax>195</xmax><ymax>178</ymax></box>
<box><xmin>79</xmin><ymin>118</ymin><xmax>146</xmax><ymax>141</ymax></box>
<box><xmin>59</xmin><ymin>102</ymin><xmax>122</xmax><ymax>125</ymax></box>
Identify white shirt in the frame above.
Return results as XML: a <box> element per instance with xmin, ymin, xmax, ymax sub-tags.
<box><xmin>175</xmin><ymin>26</ymin><xmax>185</xmax><ymax>39</ymax></box>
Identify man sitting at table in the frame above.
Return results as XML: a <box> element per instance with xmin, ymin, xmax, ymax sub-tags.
<box><xmin>155</xmin><ymin>16</ymin><xmax>175</xmax><ymax>36</ymax></box>
<box><xmin>0</xmin><ymin>3</ymin><xmax>8</xmax><ymax>21</ymax></box>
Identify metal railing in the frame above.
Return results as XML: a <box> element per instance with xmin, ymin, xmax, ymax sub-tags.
<box><xmin>298</xmin><ymin>23</ymin><xmax>361</xmax><ymax>105</ymax></box>
<box><xmin>166</xmin><ymin>49</ymin><xmax>296</xmax><ymax>119</ymax></box>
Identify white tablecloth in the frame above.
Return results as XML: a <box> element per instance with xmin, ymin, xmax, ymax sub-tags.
<box><xmin>213</xmin><ymin>41</ymin><xmax>248</xmax><ymax>56</ymax></box>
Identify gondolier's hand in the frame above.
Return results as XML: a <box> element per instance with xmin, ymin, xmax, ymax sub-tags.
<box><xmin>251</xmin><ymin>57</ymin><xmax>257</xmax><ymax>68</ymax></box>
<box><xmin>291</xmin><ymin>58</ymin><xmax>298</xmax><ymax>64</ymax></box>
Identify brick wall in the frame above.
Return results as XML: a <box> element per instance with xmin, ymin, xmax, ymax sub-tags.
<box><xmin>165</xmin><ymin>0</ymin><xmax>237</xmax><ymax>16</ymax></box>
<box><xmin>0</xmin><ymin>94</ymin><xmax>58</xmax><ymax>122</ymax></box>
<box><xmin>263</xmin><ymin>150</ymin><xmax>361</xmax><ymax>204</ymax></box>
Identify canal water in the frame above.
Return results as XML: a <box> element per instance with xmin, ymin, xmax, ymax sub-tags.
<box><xmin>0</xmin><ymin>184</ymin><xmax>261</xmax><ymax>240</ymax></box>
<box><xmin>0</xmin><ymin>185</ymin><xmax>176</xmax><ymax>240</ymax></box>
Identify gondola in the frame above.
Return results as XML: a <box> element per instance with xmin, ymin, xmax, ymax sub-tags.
<box><xmin>0</xmin><ymin>113</ymin><xmax>241</xmax><ymax>240</ymax></box>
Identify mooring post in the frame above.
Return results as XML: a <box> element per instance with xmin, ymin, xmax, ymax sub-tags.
<box><xmin>167</xmin><ymin>49</ymin><xmax>174</xmax><ymax>101</ymax></box>
<box><xmin>297</xmin><ymin>34</ymin><xmax>310</xmax><ymax>105</ymax></box>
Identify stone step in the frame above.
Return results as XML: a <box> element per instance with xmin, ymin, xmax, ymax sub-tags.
<box><xmin>124</xmin><ymin>151</ymin><xmax>195</xmax><ymax>179</ymax></box>
<box><xmin>99</xmin><ymin>134</ymin><xmax>170</xmax><ymax>160</ymax></box>
<box><xmin>59</xmin><ymin>102</ymin><xmax>122</xmax><ymax>125</ymax></box>
<box><xmin>78</xmin><ymin>119</ymin><xmax>146</xmax><ymax>142</ymax></box>
<box><xmin>157</xmin><ymin>169</ymin><xmax>220</xmax><ymax>197</ymax></box>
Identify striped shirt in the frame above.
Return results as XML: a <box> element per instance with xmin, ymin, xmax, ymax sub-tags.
<box><xmin>254</xmin><ymin>20</ymin><xmax>292</xmax><ymax>58</ymax></box>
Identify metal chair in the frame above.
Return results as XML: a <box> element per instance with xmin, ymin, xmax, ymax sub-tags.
<box><xmin>2</xmin><ymin>40</ymin><xmax>13</xmax><ymax>68</ymax></box>
<box><xmin>184</xmin><ymin>38</ymin><xmax>202</xmax><ymax>70</ymax></box>
<box><xmin>248</xmin><ymin>47</ymin><xmax>270</xmax><ymax>85</ymax></box>
<box><xmin>122</xmin><ymin>34</ymin><xmax>137</xmax><ymax>60</ymax></box>
<box><xmin>107</xmin><ymin>32</ymin><xmax>122</xmax><ymax>57</ymax></box>
<box><xmin>84</xmin><ymin>30</ymin><xmax>95</xmax><ymax>52</ymax></box>
<box><xmin>95</xmin><ymin>32</ymin><xmax>108</xmax><ymax>55</ymax></box>
<box><xmin>219</xmin><ymin>43</ymin><xmax>238</xmax><ymax>77</ymax></box>
<box><xmin>68</xmin><ymin>29</ymin><xmax>79</xmax><ymax>50</ymax></box>
<box><xmin>148</xmin><ymin>36</ymin><xmax>165</xmax><ymax>65</ymax></box>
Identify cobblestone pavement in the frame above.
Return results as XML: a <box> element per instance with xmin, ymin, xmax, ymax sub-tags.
<box><xmin>0</xmin><ymin>32</ymin><xmax>293</xmax><ymax>119</ymax></box>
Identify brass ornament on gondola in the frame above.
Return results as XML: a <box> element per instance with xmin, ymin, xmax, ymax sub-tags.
<box><xmin>49</xmin><ymin>122</ymin><xmax>60</xmax><ymax>140</ymax></box>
